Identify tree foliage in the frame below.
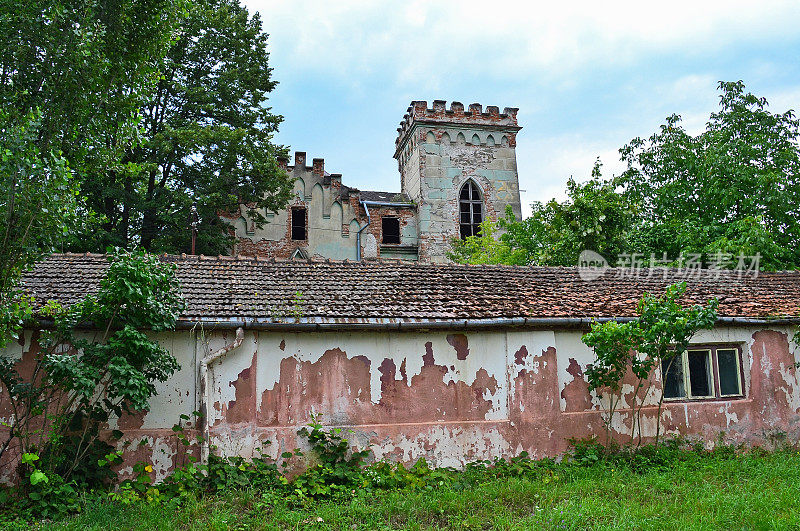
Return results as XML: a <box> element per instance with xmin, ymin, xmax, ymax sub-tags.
<box><xmin>0</xmin><ymin>111</ymin><xmax>76</xmax><ymax>348</ymax></box>
<box><xmin>0</xmin><ymin>0</ymin><xmax>180</xmax><ymax>180</ymax></box>
<box><xmin>68</xmin><ymin>0</ymin><xmax>293</xmax><ymax>254</ymax></box>
<box><xmin>0</xmin><ymin>0</ymin><xmax>180</xmax><ymax>346</ymax></box>
<box><xmin>450</xmin><ymin>81</ymin><xmax>800</xmax><ymax>270</ymax></box>
<box><xmin>0</xmin><ymin>251</ymin><xmax>184</xmax><ymax>484</ymax></box>
<box><xmin>620</xmin><ymin>80</ymin><xmax>800</xmax><ymax>270</ymax></box>
<box><xmin>582</xmin><ymin>320</ymin><xmax>641</xmax><ymax>442</ymax></box>
<box><xmin>446</xmin><ymin>216</ymin><xmax>529</xmax><ymax>265</ymax></box>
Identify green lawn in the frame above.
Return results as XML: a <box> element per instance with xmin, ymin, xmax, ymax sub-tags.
<box><xmin>24</xmin><ymin>448</ymin><xmax>800</xmax><ymax>530</ymax></box>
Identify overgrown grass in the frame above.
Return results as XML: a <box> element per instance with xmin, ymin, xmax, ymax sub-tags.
<box><xmin>12</xmin><ymin>446</ymin><xmax>800</xmax><ymax>530</ymax></box>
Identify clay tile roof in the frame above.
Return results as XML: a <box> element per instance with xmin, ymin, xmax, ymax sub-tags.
<box><xmin>20</xmin><ymin>254</ymin><xmax>800</xmax><ymax>324</ymax></box>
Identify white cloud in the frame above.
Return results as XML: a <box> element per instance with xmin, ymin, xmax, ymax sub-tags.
<box><xmin>248</xmin><ymin>0</ymin><xmax>800</xmax><ymax>211</ymax></box>
<box><xmin>517</xmin><ymin>134</ymin><xmax>627</xmax><ymax>216</ymax></box>
<box><xmin>253</xmin><ymin>0</ymin><xmax>800</xmax><ymax>87</ymax></box>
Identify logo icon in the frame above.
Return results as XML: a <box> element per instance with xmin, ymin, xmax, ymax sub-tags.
<box><xmin>578</xmin><ymin>250</ymin><xmax>608</xmax><ymax>281</ymax></box>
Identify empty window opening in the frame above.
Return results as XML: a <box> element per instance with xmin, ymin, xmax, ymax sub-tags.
<box><xmin>291</xmin><ymin>208</ymin><xmax>307</xmax><ymax>241</ymax></box>
<box><xmin>459</xmin><ymin>181</ymin><xmax>484</xmax><ymax>239</ymax></box>
<box><xmin>662</xmin><ymin>355</ymin><xmax>685</xmax><ymax>399</ymax></box>
<box><xmin>382</xmin><ymin>217</ymin><xmax>400</xmax><ymax>244</ymax></box>
<box><xmin>662</xmin><ymin>345</ymin><xmax>743</xmax><ymax>400</ymax></box>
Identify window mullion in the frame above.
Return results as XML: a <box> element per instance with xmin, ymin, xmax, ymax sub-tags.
<box><xmin>682</xmin><ymin>351</ymin><xmax>691</xmax><ymax>399</ymax></box>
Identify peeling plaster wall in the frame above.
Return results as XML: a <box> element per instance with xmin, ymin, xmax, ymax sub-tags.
<box><xmin>2</xmin><ymin>325</ymin><xmax>800</xmax><ymax>481</ymax></box>
<box><xmin>201</xmin><ymin>326</ymin><xmax>800</xmax><ymax>467</ymax></box>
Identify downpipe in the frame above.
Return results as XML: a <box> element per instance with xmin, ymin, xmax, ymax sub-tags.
<box><xmin>355</xmin><ymin>201</ymin><xmax>371</xmax><ymax>261</ymax></box>
<box><xmin>199</xmin><ymin>326</ymin><xmax>244</xmax><ymax>465</ymax></box>
<box><xmin>355</xmin><ymin>200</ymin><xmax>416</xmax><ymax>261</ymax></box>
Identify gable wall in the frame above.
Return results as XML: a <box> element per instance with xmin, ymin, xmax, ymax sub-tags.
<box><xmin>226</xmin><ymin>153</ymin><xmax>364</xmax><ymax>261</ymax></box>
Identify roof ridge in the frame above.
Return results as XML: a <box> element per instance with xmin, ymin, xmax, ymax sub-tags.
<box><xmin>40</xmin><ymin>253</ymin><xmax>800</xmax><ymax>275</ymax></box>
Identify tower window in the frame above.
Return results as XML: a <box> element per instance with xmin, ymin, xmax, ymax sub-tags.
<box><xmin>459</xmin><ymin>181</ymin><xmax>484</xmax><ymax>239</ymax></box>
<box><xmin>382</xmin><ymin>217</ymin><xmax>400</xmax><ymax>244</ymax></box>
<box><xmin>291</xmin><ymin>207</ymin><xmax>307</xmax><ymax>241</ymax></box>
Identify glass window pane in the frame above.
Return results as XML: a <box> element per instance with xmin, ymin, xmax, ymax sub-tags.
<box><xmin>717</xmin><ymin>349</ymin><xmax>741</xmax><ymax>396</ymax></box>
<box><xmin>460</xmin><ymin>224</ymin><xmax>472</xmax><ymax>239</ymax></box>
<box><xmin>687</xmin><ymin>350</ymin><xmax>712</xmax><ymax>397</ymax></box>
<box><xmin>461</xmin><ymin>212</ymin><xmax>471</xmax><ymax>224</ymax></box>
<box><xmin>471</xmin><ymin>184</ymin><xmax>481</xmax><ymax>200</ymax></box>
<box><xmin>662</xmin><ymin>355</ymin><xmax>685</xmax><ymax>398</ymax></box>
<box><xmin>473</xmin><ymin>210</ymin><xmax>482</xmax><ymax>224</ymax></box>
<box><xmin>460</xmin><ymin>186</ymin><xmax>470</xmax><ymax>200</ymax></box>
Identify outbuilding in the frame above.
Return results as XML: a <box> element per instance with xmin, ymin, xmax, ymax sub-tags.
<box><xmin>5</xmin><ymin>253</ymin><xmax>800</xmax><ymax>481</ymax></box>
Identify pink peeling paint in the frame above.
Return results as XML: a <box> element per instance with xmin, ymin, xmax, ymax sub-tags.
<box><xmin>3</xmin><ymin>327</ymin><xmax>800</xmax><ymax>484</ymax></box>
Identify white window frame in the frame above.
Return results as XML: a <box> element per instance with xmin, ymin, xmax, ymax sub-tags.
<box><xmin>662</xmin><ymin>345</ymin><xmax>744</xmax><ymax>401</ymax></box>
<box><xmin>716</xmin><ymin>347</ymin><xmax>743</xmax><ymax>398</ymax></box>
<box><xmin>684</xmin><ymin>349</ymin><xmax>714</xmax><ymax>399</ymax></box>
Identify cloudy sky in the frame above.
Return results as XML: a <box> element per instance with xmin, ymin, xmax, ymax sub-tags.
<box><xmin>244</xmin><ymin>0</ymin><xmax>800</xmax><ymax>216</ymax></box>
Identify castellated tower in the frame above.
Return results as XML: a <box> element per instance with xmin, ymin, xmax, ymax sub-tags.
<box><xmin>394</xmin><ymin>100</ymin><xmax>523</xmax><ymax>263</ymax></box>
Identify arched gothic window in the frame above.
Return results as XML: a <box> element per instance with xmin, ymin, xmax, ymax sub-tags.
<box><xmin>459</xmin><ymin>181</ymin><xmax>483</xmax><ymax>239</ymax></box>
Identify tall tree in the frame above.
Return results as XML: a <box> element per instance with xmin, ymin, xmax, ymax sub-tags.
<box><xmin>620</xmin><ymin>81</ymin><xmax>800</xmax><ymax>270</ymax></box>
<box><xmin>449</xmin><ymin>160</ymin><xmax>637</xmax><ymax>266</ymax></box>
<box><xmin>0</xmin><ymin>0</ymin><xmax>180</xmax><ymax>343</ymax></box>
<box><xmin>0</xmin><ymin>0</ymin><xmax>180</xmax><ymax>181</ymax></box>
<box><xmin>69</xmin><ymin>0</ymin><xmax>293</xmax><ymax>254</ymax></box>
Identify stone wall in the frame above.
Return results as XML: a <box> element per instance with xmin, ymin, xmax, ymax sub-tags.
<box><xmin>395</xmin><ymin>101</ymin><xmax>523</xmax><ymax>262</ymax></box>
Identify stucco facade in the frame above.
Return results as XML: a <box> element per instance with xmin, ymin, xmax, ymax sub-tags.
<box><xmin>4</xmin><ymin>323</ymin><xmax>800</xmax><ymax>483</ymax></box>
<box><xmin>229</xmin><ymin>100</ymin><xmax>523</xmax><ymax>263</ymax></box>
<box><xmin>6</xmin><ymin>255</ymin><xmax>800</xmax><ymax>483</ymax></box>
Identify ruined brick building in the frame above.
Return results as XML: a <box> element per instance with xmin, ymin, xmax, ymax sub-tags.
<box><xmin>225</xmin><ymin>101</ymin><xmax>523</xmax><ymax>262</ymax></box>
<box><xmin>7</xmin><ymin>101</ymin><xmax>800</xmax><ymax>484</ymax></box>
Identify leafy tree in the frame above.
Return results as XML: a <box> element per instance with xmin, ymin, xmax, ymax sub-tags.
<box><xmin>0</xmin><ymin>0</ymin><xmax>180</xmax><ymax>347</ymax></box>
<box><xmin>582</xmin><ymin>283</ymin><xmax>718</xmax><ymax>446</ymax></box>
<box><xmin>69</xmin><ymin>0</ymin><xmax>294</xmax><ymax>254</ymax></box>
<box><xmin>450</xmin><ymin>160</ymin><xmax>637</xmax><ymax>265</ymax></box>
<box><xmin>0</xmin><ymin>0</ymin><xmax>180</xmax><ymax>182</ymax></box>
<box><xmin>582</xmin><ymin>320</ymin><xmax>641</xmax><ymax>443</ymax></box>
<box><xmin>634</xmin><ymin>283</ymin><xmax>718</xmax><ymax>443</ymax></box>
<box><xmin>0</xmin><ymin>111</ymin><xmax>75</xmax><ymax>348</ymax></box>
<box><xmin>0</xmin><ymin>251</ymin><xmax>184</xmax><ymax>484</ymax></box>
<box><xmin>620</xmin><ymin>81</ymin><xmax>800</xmax><ymax>270</ymax></box>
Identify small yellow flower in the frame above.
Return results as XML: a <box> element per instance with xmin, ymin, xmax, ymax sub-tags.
<box><xmin>144</xmin><ymin>465</ymin><xmax>153</xmax><ymax>473</ymax></box>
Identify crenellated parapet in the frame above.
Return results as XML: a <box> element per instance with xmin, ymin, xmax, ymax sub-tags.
<box><xmin>394</xmin><ymin>100</ymin><xmax>520</xmax><ymax>154</ymax></box>
<box><xmin>230</xmin><ymin>101</ymin><xmax>523</xmax><ymax>264</ymax></box>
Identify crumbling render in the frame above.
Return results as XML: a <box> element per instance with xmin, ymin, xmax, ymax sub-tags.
<box><xmin>199</xmin><ymin>327</ymin><xmax>244</xmax><ymax>464</ymax></box>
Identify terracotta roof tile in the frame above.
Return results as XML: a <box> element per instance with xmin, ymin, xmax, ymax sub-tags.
<box><xmin>20</xmin><ymin>254</ymin><xmax>800</xmax><ymax>323</ymax></box>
